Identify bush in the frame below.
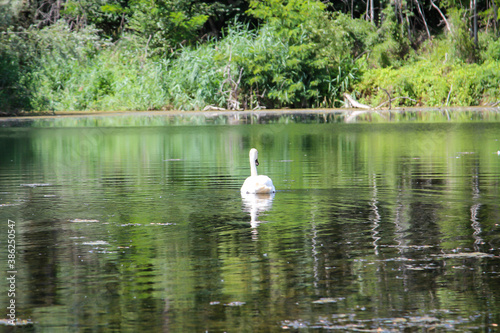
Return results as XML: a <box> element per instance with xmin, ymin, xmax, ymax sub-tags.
<box><xmin>366</xmin><ymin>5</ymin><xmax>411</xmax><ymax>68</ymax></box>
<box><xmin>163</xmin><ymin>8</ymin><xmax>369</xmax><ymax>110</ymax></box>
<box><xmin>0</xmin><ymin>21</ymin><xmax>174</xmax><ymax>111</ymax></box>
<box><xmin>480</xmin><ymin>33</ymin><xmax>500</xmax><ymax>61</ymax></box>
<box><xmin>447</xmin><ymin>8</ymin><xmax>478</xmax><ymax>63</ymax></box>
<box><xmin>1</xmin><ymin>12</ymin><xmax>367</xmax><ymax>112</ymax></box>
<box><xmin>0</xmin><ymin>47</ymin><xmax>31</xmax><ymax>112</ymax></box>
<box><xmin>164</xmin><ymin>40</ymin><xmax>224</xmax><ymax>110</ymax></box>
<box><xmin>238</xmin><ymin>0</ymin><xmax>369</xmax><ymax>108</ymax></box>
<box><xmin>35</xmin><ymin>34</ymin><xmax>171</xmax><ymax>111</ymax></box>
<box><xmin>4</xmin><ymin>2</ymin><xmax>499</xmax><ymax>112</ymax></box>
<box><xmin>354</xmin><ymin>59</ymin><xmax>500</xmax><ymax>107</ymax></box>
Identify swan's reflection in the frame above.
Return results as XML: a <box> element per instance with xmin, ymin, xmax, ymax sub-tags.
<box><xmin>241</xmin><ymin>192</ymin><xmax>275</xmax><ymax>235</ymax></box>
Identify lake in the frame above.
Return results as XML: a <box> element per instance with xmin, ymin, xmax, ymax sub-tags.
<box><xmin>1</xmin><ymin>109</ymin><xmax>500</xmax><ymax>332</ymax></box>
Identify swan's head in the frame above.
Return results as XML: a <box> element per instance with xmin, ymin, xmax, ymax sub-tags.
<box><xmin>250</xmin><ymin>148</ymin><xmax>259</xmax><ymax>166</ymax></box>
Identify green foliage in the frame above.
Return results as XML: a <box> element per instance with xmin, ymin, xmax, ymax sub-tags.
<box><xmin>367</xmin><ymin>5</ymin><xmax>411</xmax><ymax>68</ymax></box>
<box><xmin>22</xmin><ymin>21</ymin><xmax>113</xmax><ymax>110</ymax></box>
<box><xmin>240</xmin><ymin>0</ymin><xmax>365</xmax><ymax>108</ymax></box>
<box><xmin>480</xmin><ymin>32</ymin><xmax>500</xmax><ymax>61</ymax></box>
<box><xmin>62</xmin><ymin>0</ymin><xmax>211</xmax><ymax>53</ymax></box>
<box><xmin>36</xmin><ymin>35</ymin><xmax>171</xmax><ymax>111</ymax></box>
<box><xmin>160</xmin><ymin>8</ymin><xmax>374</xmax><ymax>110</ymax></box>
<box><xmin>447</xmin><ymin>8</ymin><xmax>478</xmax><ymax>63</ymax></box>
<box><xmin>62</xmin><ymin>0</ymin><xmax>128</xmax><ymax>38</ymax></box>
<box><xmin>248</xmin><ymin>0</ymin><xmax>326</xmax><ymax>35</ymax></box>
<box><xmin>163</xmin><ymin>39</ymin><xmax>224</xmax><ymax>110</ymax></box>
<box><xmin>2</xmin><ymin>1</ymin><xmax>500</xmax><ymax>112</ymax></box>
<box><xmin>0</xmin><ymin>0</ymin><xmax>20</xmax><ymax>28</ymax></box>
<box><xmin>0</xmin><ymin>47</ymin><xmax>31</xmax><ymax>112</ymax></box>
<box><xmin>127</xmin><ymin>0</ymin><xmax>208</xmax><ymax>57</ymax></box>
<box><xmin>329</xmin><ymin>12</ymin><xmax>374</xmax><ymax>59</ymax></box>
<box><xmin>354</xmin><ymin>59</ymin><xmax>500</xmax><ymax>107</ymax></box>
<box><xmin>0</xmin><ymin>21</ymin><xmax>170</xmax><ymax>111</ymax></box>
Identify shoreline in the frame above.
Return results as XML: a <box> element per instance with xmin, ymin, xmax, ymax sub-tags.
<box><xmin>1</xmin><ymin>106</ymin><xmax>499</xmax><ymax>122</ymax></box>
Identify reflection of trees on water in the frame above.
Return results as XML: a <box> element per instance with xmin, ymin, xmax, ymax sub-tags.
<box><xmin>470</xmin><ymin>165</ymin><xmax>483</xmax><ymax>251</ymax></box>
<box><xmin>369</xmin><ymin>173</ymin><xmax>381</xmax><ymax>256</ymax></box>
<box><xmin>3</xmin><ymin>117</ymin><xmax>500</xmax><ymax>331</ymax></box>
<box><xmin>299</xmin><ymin>154</ymin><xmax>499</xmax><ymax>321</ymax></box>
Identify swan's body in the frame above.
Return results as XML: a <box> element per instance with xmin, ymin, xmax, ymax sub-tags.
<box><xmin>241</xmin><ymin>148</ymin><xmax>276</xmax><ymax>194</ymax></box>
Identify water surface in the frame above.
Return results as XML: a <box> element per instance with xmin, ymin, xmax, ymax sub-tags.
<box><xmin>1</xmin><ymin>110</ymin><xmax>500</xmax><ymax>332</ymax></box>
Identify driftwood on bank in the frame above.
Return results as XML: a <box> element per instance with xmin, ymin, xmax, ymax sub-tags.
<box><xmin>344</xmin><ymin>92</ymin><xmax>418</xmax><ymax>110</ymax></box>
<box><xmin>203</xmin><ymin>105</ymin><xmax>226</xmax><ymax>111</ymax></box>
<box><xmin>343</xmin><ymin>93</ymin><xmax>372</xmax><ymax>109</ymax></box>
<box><xmin>203</xmin><ymin>90</ymin><xmax>422</xmax><ymax>112</ymax></box>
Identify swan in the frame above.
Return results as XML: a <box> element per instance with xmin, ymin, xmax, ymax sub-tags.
<box><xmin>241</xmin><ymin>148</ymin><xmax>276</xmax><ymax>194</ymax></box>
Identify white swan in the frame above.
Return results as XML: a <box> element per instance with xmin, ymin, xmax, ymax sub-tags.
<box><xmin>241</xmin><ymin>148</ymin><xmax>276</xmax><ymax>194</ymax></box>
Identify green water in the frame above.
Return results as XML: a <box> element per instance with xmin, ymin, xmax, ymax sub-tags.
<box><xmin>1</xmin><ymin>111</ymin><xmax>500</xmax><ymax>332</ymax></box>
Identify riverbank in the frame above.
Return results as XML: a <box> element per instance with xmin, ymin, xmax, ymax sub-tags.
<box><xmin>1</xmin><ymin>107</ymin><xmax>499</xmax><ymax>127</ymax></box>
<box><xmin>3</xmin><ymin>6</ymin><xmax>500</xmax><ymax>114</ymax></box>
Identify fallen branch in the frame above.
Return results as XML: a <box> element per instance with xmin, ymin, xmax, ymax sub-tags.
<box><xmin>344</xmin><ymin>92</ymin><xmax>417</xmax><ymax>110</ymax></box>
<box><xmin>415</xmin><ymin>0</ymin><xmax>431</xmax><ymax>41</ymax></box>
<box><xmin>203</xmin><ymin>105</ymin><xmax>226</xmax><ymax>111</ymax></box>
<box><xmin>430</xmin><ymin>0</ymin><xmax>451</xmax><ymax>33</ymax></box>
<box><xmin>343</xmin><ymin>93</ymin><xmax>371</xmax><ymax>109</ymax></box>
<box><xmin>379</xmin><ymin>87</ymin><xmax>392</xmax><ymax>110</ymax></box>
<box><xmin>375</xmin><ymin>96</ymin><xmax>418</xmax><ymax>109</ymax></box>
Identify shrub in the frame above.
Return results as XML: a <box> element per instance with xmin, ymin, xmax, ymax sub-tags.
<box><xmin>447</xmin><ymin>8</ymin><xmax>478</xmax><ymax>63</ymax></box>
<box><xmin>0</xmin><ymin>46</ymin><xmax>31</xmax><ymax>112</ymax></box>
<box><xmin>354</xmin><ymin>59</ymin><xmax>500</xmax><ymax>107</ymax></box>
<box><xmin>239</xmin><ymin>0</ymin><xmax>368</xmax><ymax>108</ymax></box>
<box><xmin>367</xmin><ymin>5</ymin><xmax>411</xmax><ymax>68</ymax></box>
<box><xmin>480</xmin><ymin>33</ymin><xmax>500</xmax><ymax>61</ymax></box>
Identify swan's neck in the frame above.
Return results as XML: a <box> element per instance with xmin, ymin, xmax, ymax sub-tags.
<box><xmin>250</xmin><ymin>160</ymin><xmax>258</xmax><ymax>177</ymax></box>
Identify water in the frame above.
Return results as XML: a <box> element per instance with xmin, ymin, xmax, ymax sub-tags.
<box><xmin>1</xmin><ymin>110</ymin><xmax>500</xmax><ymax>332</ymax></box>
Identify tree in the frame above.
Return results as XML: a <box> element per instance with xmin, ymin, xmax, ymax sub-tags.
<box><xmin>368</xmin><ymin>4</ymin><xmax>411</xmax><ymax>67</ymax></box>
<box><xmin>245</xmin><ymin>0</ymin><xmax>332</xmax><ymax>107</ymax></box>
<box><xmin>62</xmin><ymin>0</ymin><xmax>129</xmax><ymax>37</ymax></box>
<box><xmin>448</xmin><ymin>7</ymin><xmax>478</xmax><ymax>62</ymax></box>
<box><xmin>127</xmin><ymin>0</ymin><xmax>208</xmax><ymax>56</ymax></box>
<box><xmin>241</xmin><ymin>0</ymin><xmax>368</xmax><ymax>108</ymax></box>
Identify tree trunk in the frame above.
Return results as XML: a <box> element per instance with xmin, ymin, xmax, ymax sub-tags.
<box><xmin>493</xmin><ymin>0</ymin><xmax>499</xmax><ymax>36</ymax></box>
<box><xmin>473</xmin><ymin>0</ymin><xmax>478</xmax><ymax>46</ymax></box>
<box><xmin>405</xmin><ymin>0</ymin><xmax>412</xmax><ymax>42</ymax></box>
<box><xmin>370</xmin><ymin>0</ymin><xmax>375</xmax><ymax>24</ymax></box>
<box><xmin>366</xmin><ymin>0</ymin><xmax>371</xmax><ymax>22</ymax></box>
<box><xmin>366</xmin><ymin>0</ymin><xmax>375</xmax><ymax>24</ymax></box>
<box><xmin>430</xmin><ymin>0</ymin><xmax>451</xmax><ymax>33</ymax></box>
<box><xmin>415</xmin><ymin>0</ymin><xmax>431</xmax><ymax>40</ymax></box>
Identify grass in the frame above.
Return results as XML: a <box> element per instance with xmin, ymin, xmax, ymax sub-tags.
<box><xmin>354</xmin><ymin>58</ymin><xmax>500</xmax><ymax>108</ymax></box>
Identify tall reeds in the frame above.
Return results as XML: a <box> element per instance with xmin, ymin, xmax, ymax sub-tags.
<box><xmin>1</xmin><ymin>15</ymin><xmax>366</xmax><ymax>112</ymax></box>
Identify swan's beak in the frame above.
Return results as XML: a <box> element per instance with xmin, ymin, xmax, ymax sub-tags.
<box><xmin>255</xmin><ymin>159</ymin><xmax>259</xmax><ymax>166</ymax></box>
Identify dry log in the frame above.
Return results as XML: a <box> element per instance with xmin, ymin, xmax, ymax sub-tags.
<box><xmin>203</xmin><ymin>105</ymin><xmax>226</xmax><ymax>111</ymax></box>
<box><xmin>343</xmin><ymin>93</ymin><xmax>372</xmax><ymax>109</ymax></box>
